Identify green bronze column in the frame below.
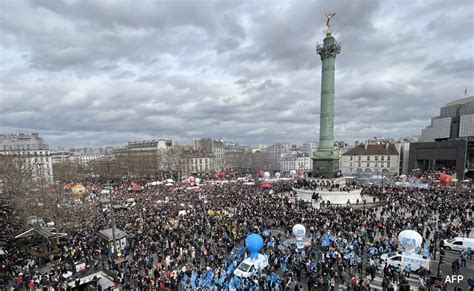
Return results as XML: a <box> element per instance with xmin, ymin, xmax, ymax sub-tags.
<box><xmin>312</xmin><ymin>19</ymin><xmax>341</xmax><ymax>178</ymax></box>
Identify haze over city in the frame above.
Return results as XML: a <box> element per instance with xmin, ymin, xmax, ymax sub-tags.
<box><xmin>1</xmin><ymin>0</ymin><xmax>472</xmax><ymax>147</ymax></box>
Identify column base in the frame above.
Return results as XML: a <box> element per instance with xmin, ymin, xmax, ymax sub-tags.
<box><xmin>312</xmin><ymin>149</ymin><xmax>341</xmax><ymax>178</ymax></box>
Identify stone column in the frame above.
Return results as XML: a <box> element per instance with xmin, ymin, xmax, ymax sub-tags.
<box><xmin>312</xmin><ymin>33</ymin><xmax>341</xmax><ymax>178</ymax></box>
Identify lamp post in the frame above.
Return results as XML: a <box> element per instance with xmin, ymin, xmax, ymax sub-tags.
<box><xmin>437</xmin><ymin>241</ymin><xmax>445</xmax><ymax>278</ymax></box>
<box><xmin>106</xmin><ymin>160</ymin><xmax>118</xmax><ymax>260</ymax></box>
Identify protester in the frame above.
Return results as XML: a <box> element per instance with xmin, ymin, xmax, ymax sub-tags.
<box><xmin>0</xmin><ymin>170</ymin><xmax>472</xmax><ymax>290</ymax></box>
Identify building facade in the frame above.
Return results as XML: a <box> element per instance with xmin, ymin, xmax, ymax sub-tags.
<box><xmin>280</xmin><ymin>153</ymin><xmax>313</xmax><ymax>173</ymax></box>
<box><xmin>264</xmin><ymin>143</ymin><xmax>290</xmax><ymax>171</ymax></box>
<box><xmin>180</xmin><ymin>150</ymin><xmax>216</xmax><ymax>177</ymax></box>
<box><xmin>193</xmin><ymin>138</ymin><xmax>224</xmax><ymax>171</ymax></box>
<box><xmin>341</xmin><ymin>143</ymin><xmax>400</xmax><ymax>176</ymax></box>
<box><xmin>300</xmin><ymin>141</ymin><xmax>319</xmax><ymax>156</ymax></box>
<box><xmin>50</xmin><ymin>151</ymin><xmax>104</xmax><ymax>165</ymax></box>
<box><xmin>127</xmin><ymin>139</ymin><xmax>174</xmax><ymax>152</ymax></box>
<box><xmin>0</xmin><ymin>133</ymin><xmax>53</xmax><ymax>185</ymax></box>
<box><xmin>410</xmin><ymin>96</ymin><xmax>474</xmax><ymax>179</ymax></box>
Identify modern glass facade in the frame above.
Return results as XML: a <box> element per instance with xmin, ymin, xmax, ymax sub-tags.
<box><xmin>459</xmin><ymin>114</ymin><xmax>474</xmax><ymax>137</ymax></box>
<box><xmin>420</xmin><ymin>96</ymin><xmax>474</xmax><ymax>142</ymax></box>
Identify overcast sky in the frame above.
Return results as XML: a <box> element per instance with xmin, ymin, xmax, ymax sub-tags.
<box><xmin>1</xmin><ymin>0</ymin><xmax>473</xmax><ymax>148</ymax></box>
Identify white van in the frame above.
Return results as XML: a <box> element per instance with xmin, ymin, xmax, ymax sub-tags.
<box><xmin>381</xmin><ymin>252</ymin><xmax>431</xmax><ymax>272</ymax></box>
<box><xmin>443</xmin><ymin>237</ymin><xmax>474</xmax><ymax>252</ymax></box>
<box><xmin>233</xmin><ymin>254</ymin><xmax>269</xmax><ymax>278</ymax></box>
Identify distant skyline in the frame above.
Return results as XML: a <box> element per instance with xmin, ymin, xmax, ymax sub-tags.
<box><xmin>1</xmin><ymin>0</ymin><xmax>473</xmax><ymax>147</ymax></box>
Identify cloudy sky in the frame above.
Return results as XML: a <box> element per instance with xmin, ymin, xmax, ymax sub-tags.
<box><xmin>1</xmin><ymin>0</ymin><xmax>473</xmax><ymax>148</ymax></box>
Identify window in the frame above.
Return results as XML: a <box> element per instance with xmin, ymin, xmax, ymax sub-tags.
<box><xmin>350</xmin><ymin>162</ymin><xmax>353</xmax><ymax>167</ymax></box>
<box><xmin>358</xmin><ymin>156</ymin><xmax>361</xmax><ymax>161</ymax></box>
<box><xmin>350</xmin><ymin>156</ymin><xmax>353</xmax><ymax>161</ymax></box>
<box><xmin>375</xmin><ymin>156</ymin><xmax>378</xmax><ymax>161</ymax></box>
<box><xmin>381</xmin><ymin>156</ymin><xmax>384</xmax><ymax>161</ymax></box>
<box><xmin>453</xmin><ymin>241</ymin><xmax>463</xmax><ymax>245</ymax></box>
<box><xmin>388</xmin><ymin>156</ymin><xmax>391</xmax><ymax>161</ymax></box>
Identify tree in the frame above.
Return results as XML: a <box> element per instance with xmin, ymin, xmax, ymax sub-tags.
<box><xmin>0</xmin><ymin>153</ymin><xmax>35</xmax><ymax>192</ymax></box>
<box><xmin>52</xmin><ymin>160</ymin><xmax>90</xmax><ymax>184</ymax></box>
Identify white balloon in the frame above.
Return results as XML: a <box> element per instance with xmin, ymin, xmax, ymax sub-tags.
<box><xmin>292</xmin><ymin>224</ymin><xmax>306</xmax><ymax>241</ymax></box>
<box><xmin>290</xmin><ymin>170</ymin><xmax>297</xmax><ymax>175</ymax></box>
<box><xmin>398</xmin><ymin>230</ymin><xmax>422</xmax><ymax>252</ymax></box>
<box><xmin>263</xmin><ymin>171</ymin><xmax>270</xmax><ymax>179</ymax></box>
<box><xmin>275</xmin><ymin>172</ymin><xmax>281</xmax><ymax>178</ymax></box>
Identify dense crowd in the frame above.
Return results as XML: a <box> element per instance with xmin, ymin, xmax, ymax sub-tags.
<box><xmin>0</xmin><ymin>173</ymin><xmax>473</xmax><ymax>290</ymax></box>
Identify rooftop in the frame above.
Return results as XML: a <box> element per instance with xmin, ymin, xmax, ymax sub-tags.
<box><xmin>98</xmin><ymin>228</ymin><xmax>127</xmax><ymax>241</ymax></box>
<box><xmin>446</xmin><ymin>96</ymin><xmax>474</xmax><ymax>106</ymax></box>
<box><xmin>343</xmin><ymin>143</ymin><xmax>399</xmax><ymax>156</ymax></box>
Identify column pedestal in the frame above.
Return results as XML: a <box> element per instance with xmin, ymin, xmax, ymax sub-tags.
<box><xmin>312</xmin><ymin>149</ymin><xmax>340</xmax><ymax>178</ymax></box>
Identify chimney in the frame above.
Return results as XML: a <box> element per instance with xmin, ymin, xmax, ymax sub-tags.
<box><xmin>365</xmin><ymin>142</ymin><xmax>368</xmax><ymax>150</ymax></box>
<box><xmin>386</xmin><ymin>143</ymin><xmax>389</xmax><ymax>150</ymax></box>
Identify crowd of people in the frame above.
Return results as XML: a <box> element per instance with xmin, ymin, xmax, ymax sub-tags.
<box><xmin>0</xmin><ymin>171</ymin><xmax>473</xmax><ymax>290</ymax></box>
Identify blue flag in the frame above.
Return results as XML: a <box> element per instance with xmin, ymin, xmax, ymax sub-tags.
<box><xmin>182</xmin><ymin>274</ymin><xmax>189</xmax><ymax>284</ymax></box>
<box><xmin>191</xmin><ymin>272</ymin><xmax>198</xmax><ymax>289</ymax></box>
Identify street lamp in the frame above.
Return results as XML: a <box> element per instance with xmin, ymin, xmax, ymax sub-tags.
<box><xmin>437</xmin><ymin>248</ymin><xmax>445</xmax><ymax>278</ymax></box>
<box><xmin>105</xmin><ymin>159</ymin><xmax>118</xmax><ymax>260</ymax></box>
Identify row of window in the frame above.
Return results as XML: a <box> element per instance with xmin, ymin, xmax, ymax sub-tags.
<box><xmin>349</xmin><ymin>155</ymin><xmax>391</xmax><ymax>161</ymax></box>
<box><xmin>349</xmin><ymin>162</ymin><xmax>390</xmax><ymax>168</ymax></box>
<box><xmin>187</xmin><ymin>158</ymin><xmax>210</xmax><ymax>165</ymax></box>
<box><xmin>1</xmin><ymin>150</ymin><xmax>50</xmax><ymax>156</ymax></box>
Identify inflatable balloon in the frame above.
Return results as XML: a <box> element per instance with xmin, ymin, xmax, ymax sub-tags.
<box><xmin>195</xmin><ymin>178</ymin><xmax>201</xmax><ymax>185</ymax></box>
<box><xmin>245</xmin><ymin>234</ymin><xmax>264</xmax><ymax>260</ymax></box>
<box><xmin>399</xmin><ymin>174</ymin><xmax>407</xmax><ymax>182</ymax></box>
<box><xmin>263</xmin><ymin>171</ymin><xmax>270</xmax><ymax>179</ymax></box>
<box><xmin>439</xmin><ymin>174</ymin><xmax>452</xmax><ymax>186</ymax></box>
<box><xmin>275</xmin><ymin>172</ymin><xmax>281</xmax><ymax>179</ymax></box>
<box><xmin>258</xmin><ymin>170</ymin><xmax>264</xmax><ymax>178</ymax></box>
<box><xmin>292</xmin><ymin>224</ymin><xmax>306</xmax><ymax>241</ymax></box>
<box><xmin>290</xmin><ymin>170</ymin><xmax>296</xmax><ymax>176</ymax></box>
<box><xmin>398</xmin><ymin>230</ymin><xmax>422</xmax><ymax>253</ymax></box>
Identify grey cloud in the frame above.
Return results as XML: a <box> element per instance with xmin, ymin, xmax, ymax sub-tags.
<box><xmin>0</xmin><ymin>0</ymin><xmax>473</xmax><ymax>147</ymax></box>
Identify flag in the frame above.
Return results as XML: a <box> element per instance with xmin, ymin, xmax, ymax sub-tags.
<box><xmin>267</xmin><ymin>240</ymin><xmax>274</xmax><ymax>248</ymax></box>
<box><xmin>182</xmin><ymin>274</ymin><xmax>189</xmax><ymax>284</ymax></box>
<box><xmin>322</xmin><ymin>233</ymin><xmax>335</xmax><ymax>247</ymax></box>
<box><xmin>466</xmin><ymin>87</ymin><xmax>468</xmax><ymax>95</ymax></box>
<box><xmin>191</xmin><ymin>272</ymin><xmax>198</xmax><ymax>289</ymax></box>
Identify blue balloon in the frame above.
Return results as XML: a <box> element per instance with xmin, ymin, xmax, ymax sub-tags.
<box><xmin>245</xmin><ymin>233</ymin><xmax>264</xmax><ymax>259</ymax></box>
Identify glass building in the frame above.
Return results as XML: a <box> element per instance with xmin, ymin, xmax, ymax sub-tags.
<box><xmin>410</xmin><ymin>96</ymin><xmax>474</xmax><ymax>179</ymax></box>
